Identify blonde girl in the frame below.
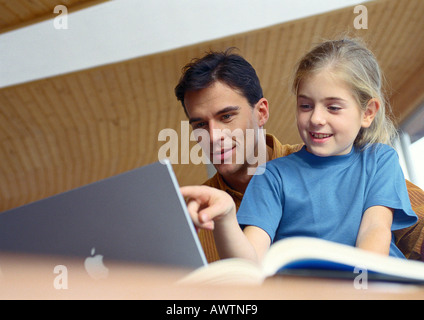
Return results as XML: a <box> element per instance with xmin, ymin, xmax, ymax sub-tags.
<box><xmin>181</xmin><ymin>38</ymin><xmax>417</xmax><ymax>262</ymax></box>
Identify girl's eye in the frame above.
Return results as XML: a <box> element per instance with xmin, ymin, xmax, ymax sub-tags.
<box><xmin>299</xmin><ymin>104</ymin><xmax>312</xmax><ymax>110</ymax></box>
<box><xmin>328</xmin><ymin>106</ymin><xmax>342</xmax><ymax>112</ymax></box>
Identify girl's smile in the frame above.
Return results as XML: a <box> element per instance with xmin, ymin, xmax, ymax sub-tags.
<box><xmin>309</xmin><ymin>132</ymin><xmax>334</xmax><ymax>143</ymax></box>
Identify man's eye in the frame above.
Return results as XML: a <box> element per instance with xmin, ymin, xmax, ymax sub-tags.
<box><xmin>222</xmin><ymin>114</ymin><xmax>232</xmax><ymax>121</ymax></box>
<box><xmin>194</xmin><ymin>122</ymin><xmax>207</xmax><ymax>129</ymax></box>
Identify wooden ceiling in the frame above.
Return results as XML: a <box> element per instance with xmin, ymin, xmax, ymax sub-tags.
<box><xmin>0</xmin><ymin>0</ymin><xmax>107</xmax><ymax>33</ymax></box>
<box><xmin>1</xmin><ymin>0</ymin><xmax>424</xmax><ymax>212</ymax></box>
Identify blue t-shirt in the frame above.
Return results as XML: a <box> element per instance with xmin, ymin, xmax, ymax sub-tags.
<box><xmin>237</xmin><ymin>144</ymin><xmax>418</xmax><ymax>258</ymax></box>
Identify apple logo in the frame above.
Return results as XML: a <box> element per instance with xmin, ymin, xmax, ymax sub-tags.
<box><xmin>84</xmin><ymin>248</ymin><xmax>109</xmax><ymax>280</ymax></box>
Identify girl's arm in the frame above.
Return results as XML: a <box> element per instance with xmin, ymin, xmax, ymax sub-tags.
<box><xmin>356</xmin><ymin>206</ymin><xmax>394</xmax><ymax>255</ymax></box>
<box><xmin>181</xmin><ymin>186</ymin><xmax>271</xmax><ymax>263</ymax></box>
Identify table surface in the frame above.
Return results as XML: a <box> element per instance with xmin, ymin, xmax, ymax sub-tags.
<box><xmin>1</xmin><ymin>253</ymin><xmax>423</xmax><ymax>300</ymax></box>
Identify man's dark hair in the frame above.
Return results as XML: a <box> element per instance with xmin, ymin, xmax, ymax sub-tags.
<box><xmin>175</xmin><ymin>48</ymin><xmax>264</xmax><ymax>116</ymax></box>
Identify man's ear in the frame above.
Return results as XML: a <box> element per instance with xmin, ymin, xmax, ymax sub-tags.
<box><xmin>255</xmin><ymin>98</ymin><xmax>270</xmax><ymax>128</ymax></box>
<box><xmin>362</xmin><ymin>98</ymin><xmax>380</xmax><ymax>128</ymax></box>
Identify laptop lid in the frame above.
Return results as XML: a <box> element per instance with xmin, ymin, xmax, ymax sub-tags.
<box><xmin>0</xmin><ymin>160</ymin><xmax>207</xmax><ymax>274</ymax></box>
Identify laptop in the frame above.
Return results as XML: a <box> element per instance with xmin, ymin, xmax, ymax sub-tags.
<box><xmin>0</xmin><ymin>160</ymin><xmax>207</xmax><ymax>279</ymax></box>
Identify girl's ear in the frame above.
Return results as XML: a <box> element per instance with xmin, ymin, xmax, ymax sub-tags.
<box><xmin>362</xmin><ymin>98</ymin><xmax>380</xmax><ymax>128</ymax></box>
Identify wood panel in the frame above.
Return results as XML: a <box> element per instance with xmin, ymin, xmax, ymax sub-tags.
<box><xmin>0</xmin><ymin>0</ymin><xmax>108</xmax><ymax>33</ymax></box>
<box><xmin>1</xmin><ymin>0</ymin><xmax>423</xmax><ymax>212</ymax></box>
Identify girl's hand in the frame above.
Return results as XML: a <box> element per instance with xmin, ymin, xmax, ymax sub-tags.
<box><xmin>180</xmin><ymin>186</ymin><xmax>236</xmax><ymax>231</ymax></box>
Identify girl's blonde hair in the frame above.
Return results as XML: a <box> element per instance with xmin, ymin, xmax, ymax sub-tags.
<box><xmin>292</xmin><ymin>37</ymin><xmax>398</xmax><ymax>147</ymax></box>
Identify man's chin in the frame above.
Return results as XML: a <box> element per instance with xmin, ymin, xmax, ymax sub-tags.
<box><xmin>214</xmin><ymin>162</ymin><xmax>243</xmax><ymax>177</ymax></box>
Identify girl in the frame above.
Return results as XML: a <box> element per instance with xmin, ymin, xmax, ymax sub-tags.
<box><xmin>181</xmin><ymin>38</ymin><xmax>417</xmax><ymax>262</ymax></box>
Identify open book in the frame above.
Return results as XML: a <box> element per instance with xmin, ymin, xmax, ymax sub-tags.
<box><xmin>178</xmin><ymin>237</ymin><xmax>424</xmax><ymax>286</ymax></box>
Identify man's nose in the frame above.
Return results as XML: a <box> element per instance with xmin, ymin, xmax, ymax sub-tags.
<box><xmin>209</xmin><ymin>121</ymin><xmax>226</xmax><ymax>144</ymax></box>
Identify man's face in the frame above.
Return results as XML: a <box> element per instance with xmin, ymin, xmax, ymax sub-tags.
<box><xmin>184</xmin><ymin>81</ymin><xmax>268</xmax><ymax>177</ymax></box>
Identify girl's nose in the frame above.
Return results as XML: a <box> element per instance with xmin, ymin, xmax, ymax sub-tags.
<box><xmin>310</xmin><ymin>107</ymin><xmax>327</xmax><ymax>126</ymax></box>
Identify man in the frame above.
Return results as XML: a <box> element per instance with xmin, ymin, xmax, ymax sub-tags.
<box><xmin>175</xmin><ymin>49</ymin><xmax>424</xmax><ymax>263</ymax></box>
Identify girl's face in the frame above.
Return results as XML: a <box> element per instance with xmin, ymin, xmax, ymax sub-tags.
<box><xmin>296</xmin><ymin>70</ymin><xmax>370</xmax><ymax>157</ymax></box>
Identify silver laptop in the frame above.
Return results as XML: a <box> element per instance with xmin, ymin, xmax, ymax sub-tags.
<box><xmin>0</xmin><ymin>160</ymin><xmax>207</xmax><ymax>277</ymax></box>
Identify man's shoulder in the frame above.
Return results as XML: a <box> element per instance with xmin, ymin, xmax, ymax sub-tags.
<box><xmin>269</xmin><ymin>135</ymin><xmax>303</xmax><ymax>160</ymax></box>
<box><xmin>276</xmin><ymin>143</ymin><xmax>304</xmax><ymax>158</ymax></box>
